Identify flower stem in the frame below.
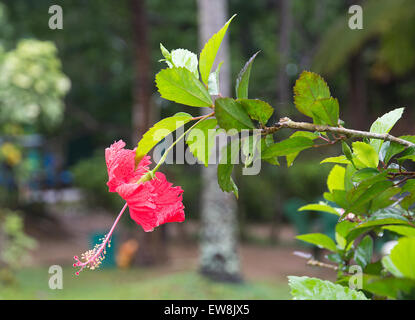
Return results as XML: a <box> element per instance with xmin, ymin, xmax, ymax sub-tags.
<box><xmin>73</xmin><ymin>202</ymin><xmax>128</xmax><ymax>275</ymax></box>
<box><xmin>151</xmin><ymin>112</ymin><xmax>214</xmax><ymax>173</ymax></box>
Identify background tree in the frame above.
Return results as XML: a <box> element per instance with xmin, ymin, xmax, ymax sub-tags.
<box><xmin>197</xmin><ymin>0</ymin><xmax>241</xmax><ymax>282</ymax></box>
<box><xmin>276</xmin><ymin>0</ymin><xmax>292</xmax><ymax>109</ymax></box>
<box><xmin>130</xmin><ymin>0</ymin><xmax>167</xmax><ymax>266</ymax></box>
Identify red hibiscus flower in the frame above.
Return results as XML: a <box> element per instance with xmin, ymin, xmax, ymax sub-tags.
<box><xmin>73</xmin><ymin>140</ymin><xmax>184</xmax><ymax>274</ymax></box>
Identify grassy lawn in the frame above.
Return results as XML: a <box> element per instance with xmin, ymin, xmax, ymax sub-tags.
<box><xmin>0</xmin><ymin>267</ymin><xmax>291</xmax><ymax>300</ymax></box>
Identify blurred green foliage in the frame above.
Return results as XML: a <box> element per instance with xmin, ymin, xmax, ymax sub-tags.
<box><xmin>71</xmin><ymin>150</ymin><xmax>124</xmax><ymax>211</ymax></box>
<box><xmin>0</xmin><ymin>209</ymin><xmax>36</xmax><ymax>284</ymax></box>
<box><xmin>0</xmin><ymin>3</ymin><xmax>70</xmax><ymax>130</ymax></box>
<box><xmin>0</xmin><ymin>40</ymin><xmax>70</xmax><ymax>127</ymax></box>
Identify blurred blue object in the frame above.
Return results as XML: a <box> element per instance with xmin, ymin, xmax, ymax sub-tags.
<box><xmin>60</xmin><ymin>170</ymin><xmax>73</xmax><ymax>185</ymax></box>
<box><xmin>43</xmin><ymin>153</ymin><xmax>56</xmax><ymax>187</ymax></box>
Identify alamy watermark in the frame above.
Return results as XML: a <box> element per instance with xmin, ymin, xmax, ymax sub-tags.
<box><xmin>348</xmin><ymin>5</ymin><xmax>363</xmax><ymax>30</ymax></box>
<box><xmin>151</xmin><ymin>124</ymin><xmax>262</xmax><ymax>175</ymax></box>
<box><xmin>348</xmin><ymin>265</ymin><xmax>363</xmax><ymax>290</ymax></box>
<box><xmin>48</xmin><ymin>265</ymin><xmax>63</xmax><ymax>289</ymax></box>
<box><xmin>48</xmin><ymin>5</ymin><xmax>63</xmax><ymax>30</ymax></box>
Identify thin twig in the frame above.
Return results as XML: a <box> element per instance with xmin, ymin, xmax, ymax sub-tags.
<box><xmin>262</xmin><ymin>117</ymin><xmax>415</xmax><ymax>147</ymax></box>
<box><xmin>306</xmin><ymin>259</ymin><xmax>338</xmax><ymax>271</ymax></box>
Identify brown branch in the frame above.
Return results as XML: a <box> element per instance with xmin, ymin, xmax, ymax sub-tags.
<box><xmin>306</xmin><ymin>259</ymin><xmax>338</xmax><ymax>271</ymax></box>
<box><xmin>263</xmin><ymin>117</ymin><xmax>415</xmax><ymax>148</ymax></box>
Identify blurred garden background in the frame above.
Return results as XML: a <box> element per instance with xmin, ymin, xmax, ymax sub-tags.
<box><xmin>0</xmin><ymin>0</ymin><xmax>414</xmax><ymax>299</ymax></box>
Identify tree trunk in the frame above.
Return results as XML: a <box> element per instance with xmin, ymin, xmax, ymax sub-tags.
<box><xmin>348</xmin><ymin>52</ymin><xmax>367</xmax><ymax>129</ymax></box>
<box><xmin>197</xmin><ymin>0</ymin><xmax>242</xmax><ymax>282</ymax></box>
<box><xmin>345</xmin><ymin>0</ymin><xmax>367</xmax><ymax>129</ymax></box>
<box><xmin>276</xmin><ymin>0</ymin><xmax>292</xmax><ymax>109</ymax></box>
<box><xmin>130</xmin><ymin>0</ymin><xmax>167</xmax><ymax>265</ymax></box>
<box><xmin>131</xmin><ymin>0</ymin><xmax>152</xmax><ymax>140</ymax></box>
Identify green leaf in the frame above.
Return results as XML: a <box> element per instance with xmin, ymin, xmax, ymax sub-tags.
<box><xmin>294</xmin><ymin>71</ymin><xmax>338</xmax><ymax>125</ymax></box>
<box><xmin>217</xmin><ymin>140</ymin><xmax>240</xmax><ymax>198</ymax></box>
<box><xmin>348</xmin><ymin>181</ymin><xmax>394</xmax><ymax>214</ymax></box>
<box><xmin>261</xmin><ymin>135</ymin><xmax>279</xmax><ymax>165</ymax></box>
<box><xmin>235</xmin><ymin>51</ymin><xmax>259</xmax><ymax>99</ymax></box>
<box><xmin>241</xmin><ymin>135</ymin><xmax>259</xmax><ymax>168</ymax></box>
<box><xmin>382</xmin><ymin>255</ymin><xmax>404</xmax><ymax>278</ymax></box>
<box><xmin>336</xmin><ymin>220</ymin><xmax>356</xmax><ymax>250</ymax></box>
<box><xmin>207</xmin><ymin>61</ymin><xmax>223</xmax><ymax>95</ymax></box>
<box><xmin>369</xmin><ymin>107</ymin><xmax>404</xmax><ymax>154</ymax></box>
<box><xmin>262</xmin><ymin>136</ymin><xmax>314</xmax><ymax>159</ymax></box>
<box><xmin>286</xmin><ymin>131</ymin><xmax>319</xmax><ymax>167</ymax></box>
<box><xmin>327</xmin><ymin>165</ymin><xmax>345</xmax><ymax>192</ymax></box>
<box><xmin>344</xmin><ymin>163</ymin><xmax>357</xmax><ymax>191</ymax></box>
<box><xmin>296</xmin><ymin>233</ymin><xmax>337</xmax><ymax>252</ymax></box>
<box><xmin>324</xmin><ymin>190</ymin><xmax>348</xmax><ymax>209</ymax></box>
<box><xmin>320</xmin><ymin>155</ymin><xmax>351</xmax><ymax>165</ymax></box>
<box><xmin>351</xmin><ymin>168</ymin><xmax>380</xmax><ymax>183</ymax></box>
<box><xmin>135</xmin><ymin>113</ymin><xmax>193</xmax><ymax>162</ymax></box>
<box><xmin>171</xmin><ymin>49</ymin><xmax>199</xmax><ymax>78</ymax></box>
<box><xmin>156</xmin><ymin>67</ymin><xmax>212</xmax><ymax>107</ymax></box>
<box><xmin>381</xmin><ymin>141</ymin><xmax>405</xmax><ymax>164</ymax></box>
<box><xmin>397</xmin><ymin>145</ymin><xmax>415</xmax><ymax>164</ymax></box>
<box><xmin>160</xmin><ymin>43</ymin><xmax>172</xmax><ymax>61</ymax></box>
<box><xmin>352</xmin><ymin>141</ymin><xmax>379</xmax><ymax>169</ymax></box>
<box><xmin>354</xmin><ymin>235</ymin><xmax>373</xmax><ymax>269</ymax></box>
<box><xmin>288</xmin><ymin>276</ymin><xmax>368</xmax><ymax>300</ymax></box>
<box><xmin>401</xmin><ymin>180</ymin><xmax>415</xmax><ymax>210</ymax></box>
<box><xmin>399</xmin><ymin>192</ymin><xmax>415</xmax><ymax>211</ymax></box>
<box><xmin>159</xmin><ymin>45</ymin><xmax>199</xmax><ymax>78</ymax></box>
<box><xmin>342</xmin><ymin>141</ymin><xmax>354</xmax><ymax>162</ymax></box>
<box><xmin>215</xmin><ymin>98</ymin><xmax>254</xmax><ymax>131</ymax></box>
<box><xmin>237</xmin><ymin>98</ymin><xmax>273</xmax><ymax>125</ymax></box>
<box><xmin>398</xmin><ymin>155</ymin><xmax>415</xmax><ymax>163</ymax></box>
<box><xmin>346</xmin><ymin>209</ymin><xmax>411</xmax><ymax>243</ymax></box>
<box><xmin>389</xmin><ymin>237</ymin><xmax>415</xmax><ymax>280</ymax></box>
<box><xmin>369</xmin><ymin>186</ymin><xmax>401</xmax><ymax>212</ymax></box>
<box><xmin>186</xmin><ymin>118</ymin><xmax>217</xmax><ymax>166</ymax></box>
<box><xmin>298</xmin><ymin>202</ymin><xmax>340</xmax><ymax>216</ymax></box>
<box><xmin>199</xmin><ymin>14</ymin><xmax>236</xmax><ymax>85</ymax></box>
<box><xmin>383</xmin><ymin>225</ymin><xmax>415</xmax><ymax>237</ymax></box>
<box><xmin>363</xmin><ymin>275</ymin><xmax>415</xmax><ymax>299</ymax></box>
<box><xmin>364</xmin><ymin>261</ymin><xmax>383</xmax><ymax>276</ymax></box>
<box><xmin>310</xmin><ymin>97</ymin><xmax>340</xmax><ymax>126</ymax></box>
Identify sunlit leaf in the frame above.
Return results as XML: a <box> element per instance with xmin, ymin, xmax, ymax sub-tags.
<box><xmin>293</xmin><ymin>71</ymin><xmax>338</xmax><ymax>125</ymax></box>
<box><xmin>186</xmin><ymin>118</ymin><xmax>218</xmax><ymax>166</ymax></box>
<box><xmin>298</xmin><ymin>203</ymin><xmax>340</xmax><ymax>216</ymax></box>
<box><xmin>296</xmin><ymin>233</ymin><xmax>337</xmax><ymax>252</ymax></box>
<box><xmin>156</xmin><ymin>67</ymin><xmax>212</xmax><ymax>107</ymax></box>
<box><xmin>388</xmin><ymin>237</ymin><xmax>415</xmax><ymax>280</ymax></box>
<box><xmin>199</xmin><ymin>14</ymin><xmax>236</xmax><ymax>85</ymax></box>
<box><xmin>136</xmin><ymin>112</ymin><xmax>193</xmax><ymax>162</ymax></box>
<box><xmin>320</xmin><ymin>155</ymin><xmax>351</xmax><ymax>165</ymax></box>
<box><xmin>288</xmin><ymin>276</ymin><xmax>368</xmax><ymax>300</ymax></box>
<box><xmin>207</xmin><ymin>61</ymin><xmax>223</xmax><ymax>95</ymax></box>
<box><xmin>352</xmin><ymin>141</ymin><xmax>379</xmax><ymax>169</ymax></box>
<box><xmin>327</xmin><ymin>165</ymin><xmax>345</xmax><ymax>192</ymax></box>
<box><xmin>369</xmin><ymin>107</ymin><xmax>404</xmax><ymax>154</ymax></box>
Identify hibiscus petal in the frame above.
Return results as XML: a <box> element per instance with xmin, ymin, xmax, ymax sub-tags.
<box><xmin>117</xmin><ymin>172</ymin><xmax>184</xmax><ymax>232</ymax></box>
<box><xmin>105</xmin><ymin>140</ymin><xmax>151</xmax><ymax>192</ymax></box>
